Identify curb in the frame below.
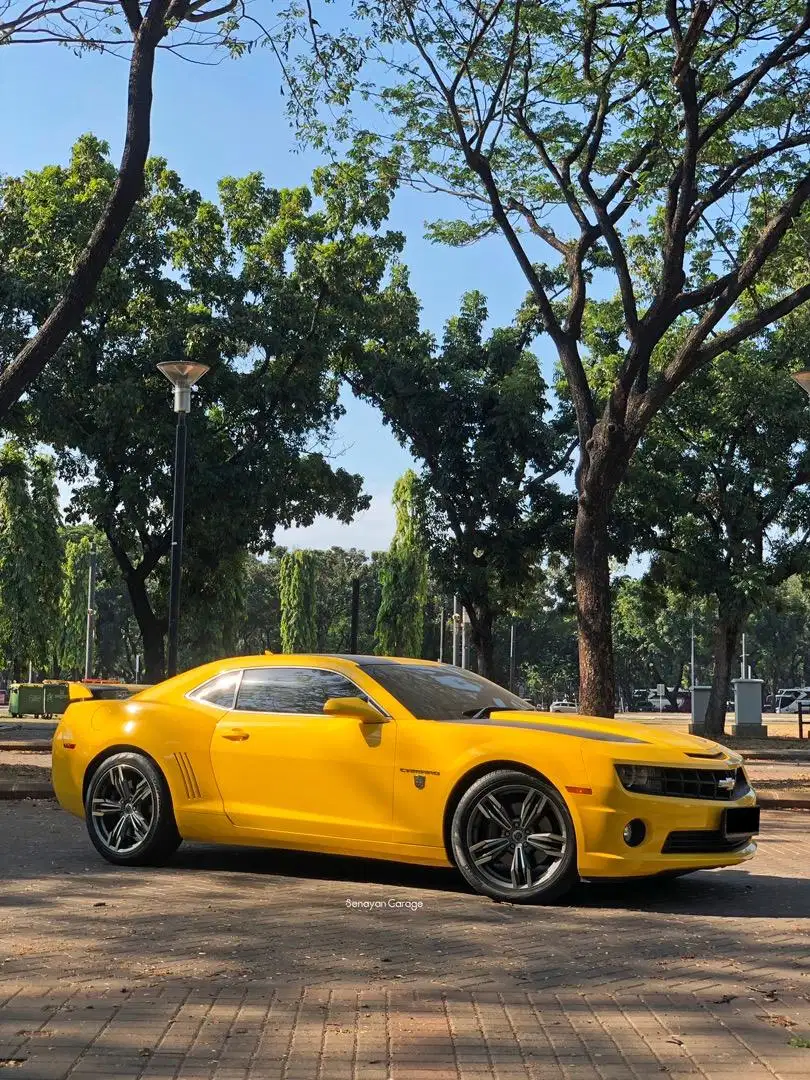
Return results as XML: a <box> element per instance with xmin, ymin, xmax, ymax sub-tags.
<box><xmin>0</xmin><ymin>740</ymin><xmax>52</xmax><ymax>751</ymax></box>
<box><xmin>0</xmin><ymin>782</ymin><xmax>54</xmax><ymax>800</ymax></box>
<box><xmin>740</xmin><ymin>750</ymin><xmax>810</xmax><ymax>763</ymax></box>
<box><xmin>757</xmin><ymin>792</ymin><xmax>810</xmax><ymax>810</ymax></box>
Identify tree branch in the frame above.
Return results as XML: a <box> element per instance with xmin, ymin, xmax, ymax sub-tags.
<box><xmin>0</xmin><ymin>0</ymin><xmax>172</xmax><ymax>420</ymax></box>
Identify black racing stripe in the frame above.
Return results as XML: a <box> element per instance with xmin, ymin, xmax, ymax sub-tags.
<box><xmin>436</xmin><ymin>715</ymin><xmax>650</xmax><ymax>743</ymax></box>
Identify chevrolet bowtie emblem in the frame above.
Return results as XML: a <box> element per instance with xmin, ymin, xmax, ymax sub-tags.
<box><xmin>718</xmin><ymin>776</ymin><xmax>735</xmax><ymax>790</ymax></box>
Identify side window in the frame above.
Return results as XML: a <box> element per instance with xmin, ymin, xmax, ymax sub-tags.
<box><xmin>235</xmin><ymin>668</ymin><xmax>366</xmax><ymax>714</ymax></box>
<box><xmin>189</xmin><ymin>671</ymin><xmax>241</xmax><ymax>709</ymax></box>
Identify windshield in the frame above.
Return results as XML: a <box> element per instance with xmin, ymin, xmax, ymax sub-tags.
<box><xmin>359</xmin><ymin>663</ymin><xmax>534</xmax><ymax>720</ymax></box>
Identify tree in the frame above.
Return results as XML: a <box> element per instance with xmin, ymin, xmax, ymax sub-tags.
<box><xmin>349</xmin><ymin>291</ymin><xmax>573</xmax><ymax>677</ymax></box>
<box><xmin>4</xmin><ymin>141</ymin><xmax>406</xmax><ymax>677</ymax></box>
<box><xmin>620</xmin><ymin>331</ymin><xmax>810</xmax><ymax>734</ymax></box>
<box><xmin>0</xmin><ymin>441</ymin><xmax>62</xmax><ymax>676</ymax></box>
<box><xmin>311</xmin><ymin>547</ymin><xmax>380</xmax><ymax>654</ymax></box>
<box><xmin>376</xmin><ymin>471</ymin><xmax>429</xmax><ymax>657</ymax></box>
<box><xmin>292</xmin><ymin>0</ymin><xmax>810</xmax><ymax>714</ymax></box>
<box><xmin>0</xmin><ymin>0</ymin><xmax>261</xmax><ymax>420</ymax></box>
<box><xmin>612</xmin><ymin>577</ymin><xmax>715</xmax><ymax>710</ymax></box>
<box><xmin>749</xmin><ymin>577</ymin><xmax>810</xmax><ymax>696</ymax></box>
<box><xmin>58</xmin><ymin>531</ymin><xmax>94</xmax><ymax>676</ymax></box>
<box><xmin>279</xmin><ymin>550</ymin><xmax>317</xmax><ymax>653</ymax></box>
<box><xmin>237</xmin><ymin>552</ymin><xmax>285</xmax><ymax>658</ymax></box>
<box><xmin>512</xmin><ymin>561</ymin><xmax>579</xmax><ymax>704</ymax></box>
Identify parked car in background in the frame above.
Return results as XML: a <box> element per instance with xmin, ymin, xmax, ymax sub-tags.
<box><xmin>647</xmin><ymin>695</ymin><xmax>674</xmax><ymax>713</ymax></box>
<box><xmin>774</xmin><ymin>687</ymin><xmax>810</xmax><ymax>713</ymax></box>
<box><xmin>549</xmin><ymin>700</ymin><xmax>578</xmax><ymax>713</ymax></box>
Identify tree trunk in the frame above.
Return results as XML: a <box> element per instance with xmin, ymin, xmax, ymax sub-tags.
<box><xmin>469</xmin><ymin>606</ymin><xmax>495</xmax><ymax>681</ymax></box>
<box><xmin>0</xmin><ymin>0</ymin><xmax>171</xmax><ymax>420</ymax></box>
<box><xmin>574</xmin><ymin>496</ymin><xmax>615</xmax><ymax>716</ymax></box>
<box><xmin>125</xmin><ymin>571</ymin><xmax>166</xmax><ymax>682</ymax></box>
<box><xmin>704</xmin><ymin>614</ymin><xmax>745</xmax><ymax>738</ymax></box>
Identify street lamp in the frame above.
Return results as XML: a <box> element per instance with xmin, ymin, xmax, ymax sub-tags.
<box><xmin>157</xmin><ymin>360</ymin><xmax>209</xmax><ymax>678</ymax></box>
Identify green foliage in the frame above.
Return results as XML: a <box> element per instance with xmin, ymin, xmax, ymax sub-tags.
<box><xmin>58</xmin><ymin>532</ymin><xmax>93</xmax><ymax>676</ymax></box>
<box><xmin>288</xmin><ymin>1</ymin><xmax>810</xmax><ymax>711</ymax></box>
<box><xmin>310</xmin><ymin>547</ymin><xmax>381</xmax><ymax>653</ymax></box>
<box><xmin>612</xmin><ymin>578</ymin><xmax>715</xmax><ymax>702</ymax></box>
<box><xmin>350</xmin><ymin>289</ymin><xmax>573</xmax><ymax>675</ymax></box>
<box><xmin>619</xmin><ymin>324</ymin><xmax>810</xmax><ymax>726</ymax></box>
<box><xmin>376</xmin><ymin>471</ymin><xmax>429</xmax><ymax>657</ymax></box>
<box><xmin>622</xmin><ymin>331</ymin><xmax>810</xmax><ymax>615</ymax></box>
<box><xmin>236</xmin><ymin>553</ymin><xmax>284</xmax><ymax>657</ymax></box>
<box><xmin>748</xmin><ymin>577</ymin><xmax>810</xmax><ymax>693</ymax></box>
<box><xmin>0</xmin><ymin>441</ymin><xmax>63</xmax><ymax>675</ymax></box>
<box><xmin>279</xmin><ymin>551</ymin><xmax>318</xmax><ymax>654</ymax></box>
<box><xmin>0</xmin><ymin>138</ymin><xmax>411</xmax><ymax>674</ymax></box>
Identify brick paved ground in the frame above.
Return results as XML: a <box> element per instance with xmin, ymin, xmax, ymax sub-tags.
<box><xmin>1</xmin><ymin>802</ymin><xmax>810</xmax><ymax>1078</ymax></box>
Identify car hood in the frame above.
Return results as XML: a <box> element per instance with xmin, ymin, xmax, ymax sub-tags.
<box><xmin>474</xmin><ymin>710</ymin><xmax>741</xmax><ymax>762</ymax></box>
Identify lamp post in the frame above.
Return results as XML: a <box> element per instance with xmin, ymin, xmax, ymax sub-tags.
<box><xmin>157</xmin><ymin>360</ymin><xmax>209</xmax><ymax>678</ymax></box>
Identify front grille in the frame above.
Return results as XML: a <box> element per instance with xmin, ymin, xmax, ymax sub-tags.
<box><xmin>662</xmin><ymin>829</ymin><xmax>754</xmax><ymax>854</ymax></box>
<box><xmin>617</xmin><ymin>765</ymin><xmax>749</xmax><ymax>800</ymax></box>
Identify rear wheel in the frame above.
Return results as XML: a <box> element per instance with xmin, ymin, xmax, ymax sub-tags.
<box><xmin>84</xmin><ymin>752</ymin><xmax>181</xmax><ymax>866</ymax></box>
<box><xmin>450</xmin><ymin>770</ymin><xmax>578</xmax><ymax>903</ymax></box>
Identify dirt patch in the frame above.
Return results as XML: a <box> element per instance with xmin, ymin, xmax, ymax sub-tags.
<box><xmin>0</xmin><ymin>750</ymin><xmax>51</xmax><ymax>785</ymax></box>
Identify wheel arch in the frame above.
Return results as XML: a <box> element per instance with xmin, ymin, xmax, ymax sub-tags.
<box><xmin>82</xmin><ymin>744</ymin><xmax>169</xmax><ymax>804</ymax></box>
<box><xmin>442</xmin><ymin>759</ymin><xmax>551</xmax><ymax>865</ymax></box>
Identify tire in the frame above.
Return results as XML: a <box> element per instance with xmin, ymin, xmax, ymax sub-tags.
<box><xmin>450</xmin><ymin>769</ymin><xmax>578</xmax><ymax>904</ymax></box>
<box><xmin>84</xmin><ymin>751</ymin><xmax>181</xmax><ymax>866</ymax></box>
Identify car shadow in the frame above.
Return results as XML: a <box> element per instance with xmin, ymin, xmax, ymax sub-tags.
<box><xmin>170</xmin><ymin>841</ymin><xmax>810</xmax><ymax>919</ymax></box>
<box><xmin>172</xmin><ymin>842</ymin><xmax>472</xmax><ymax>894</ymax></box>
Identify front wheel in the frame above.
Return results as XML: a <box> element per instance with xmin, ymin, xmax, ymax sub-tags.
<box><xmin>84</xmin><ymin>752</ymin><xmax>181</xmax><ymax>866</ymax></box>
<box><xmin>450</xmin><ymin>770</ymin><xmax>578</xmax><ymax>903</ymax></box>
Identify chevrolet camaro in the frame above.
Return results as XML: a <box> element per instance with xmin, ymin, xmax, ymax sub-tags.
<box><xmin>52</xmin><ymin>654</ymin><xmax>760</xmax><ymax>903</ymax></box>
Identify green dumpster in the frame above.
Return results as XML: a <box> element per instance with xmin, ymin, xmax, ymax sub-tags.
<box><xmin>9</xmin><ymin>683</ymin><xmax>45</xmax><ymax>718</ymax></box>
<box><xmin>43</xmin><ymin>681</ymin><xmax>70</xmax><ymax>717</ymax></box>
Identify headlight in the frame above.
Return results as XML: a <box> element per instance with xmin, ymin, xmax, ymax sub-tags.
<box><xmin>615</xmin><ymin>764</ymin><xmax>666</xmax><ymax>795</ymax></box>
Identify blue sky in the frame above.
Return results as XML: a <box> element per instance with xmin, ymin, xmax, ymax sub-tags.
<box><xmin>0</xmin><ymin>38</ymin><xmax>539</xmax><ymax>551</ymax></box>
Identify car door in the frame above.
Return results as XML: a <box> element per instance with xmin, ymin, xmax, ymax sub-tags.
<box><xmin>209</xmin><ymin>665</ymin><xmax>396</xmax><ymax>845</ymax></box>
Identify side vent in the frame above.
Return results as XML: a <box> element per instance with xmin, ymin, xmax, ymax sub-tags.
<box><xmin>174</xmin><ymin>752</ymin><xmax>202</xmax><ymax>800</ymax></box>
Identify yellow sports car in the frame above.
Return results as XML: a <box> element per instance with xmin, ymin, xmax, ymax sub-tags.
<box><xmin>52</xmin><ymin>654</ymin><xmax>759</xmax><ymax>903</ymax></box>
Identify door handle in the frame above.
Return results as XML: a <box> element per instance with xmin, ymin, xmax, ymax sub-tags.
<box><xmin>222</xmin><ymin>729</ymin><xmax>250</xmax><ymax>742</ymax></box>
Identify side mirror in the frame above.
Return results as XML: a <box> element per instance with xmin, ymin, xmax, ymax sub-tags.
<box><xmin>323</xmin><ymin>696</ymin><xmax>389</xmax><ymax>723</ymax></box>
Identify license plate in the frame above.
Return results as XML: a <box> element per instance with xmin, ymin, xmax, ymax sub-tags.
<box><xmin>722</xmin><ymin>806</ymin><xmax>760</xmax><ymax>838</ymax></box>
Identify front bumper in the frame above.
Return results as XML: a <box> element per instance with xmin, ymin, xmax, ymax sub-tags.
<box><xmin>570</xmin><ymin>761</ymin><xmax>758</xmax><ymax>878</ymax></box>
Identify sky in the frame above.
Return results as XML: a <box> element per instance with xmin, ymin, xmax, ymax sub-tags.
<box><xmin>0</xmin><ymin>33</ymin><xmax>539</xmax><ymax>552</ymax></box>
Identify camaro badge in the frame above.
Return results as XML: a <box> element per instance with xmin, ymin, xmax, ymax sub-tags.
<box><xmin>414</xmin><ymin>775</ymin><xmax>426</xmax><ymax>790</ymax></box>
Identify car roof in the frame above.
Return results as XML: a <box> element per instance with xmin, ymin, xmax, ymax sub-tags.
<box><xmin>236</xmin><ymin>654</ymin><xmax>445</xmax><ymax>668</ymax></box>
<box><xmin>131</xmin><ymin>653</ymin><xmax>459</xmax><ymax>705</ymax></box>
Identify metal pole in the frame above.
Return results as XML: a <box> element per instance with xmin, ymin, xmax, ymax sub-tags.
<box><xmin>438</xmin><ymin>608</ymin><xmax>444</xmax><ymax>662</ymax></box>
<box><xmin>509</xmin><ymin>621</ymin><xmax>516</xmax><ymax>691</ymax></box>
<box><xmin>135</xmin><ymin>654</ymin><xmax>140</xmax><ymax>684</ymax></box>
<box><xmin>461</xmin><ymin>607</ymin><xmax>467</xmax><ymax>670</ymax></box>
<box><xmin>84</xmin><ymin>546</ymin><xmax>97</xmax><ymax>681</ymax></box>
<box><xmin>690</xmin><ymin>618</ymin><xmax>696</xmax><ymax>690</ymax></box>
<box><xmin>166</xmin><ymin>411</ymin><xmax>188</xmax><ymax>679</ymax></box>
<box><xmin>349</xmin><ymin>577</ymin><xmax>360</xmax><ymax>654</ymax></box>
<box><xmin>741</xmin><ymin>633</ymin><xmax>746</xmax><ymax>678</ymax></box>
<box><xmin>452</xmin><ymin>596</ymin><xmax>459</xmax><ymax>666</ymax></box>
